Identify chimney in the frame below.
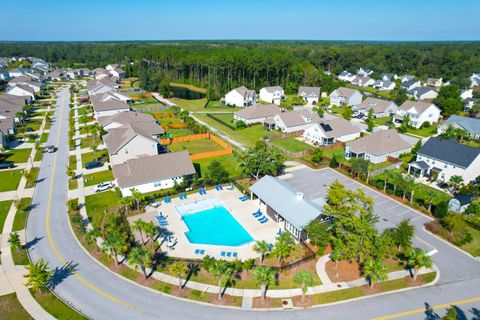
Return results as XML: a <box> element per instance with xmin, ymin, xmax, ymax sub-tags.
<box><xmin>296</xmin><ymin>192</ymin><xmax>304</xmax><ymax>201</ymax></box>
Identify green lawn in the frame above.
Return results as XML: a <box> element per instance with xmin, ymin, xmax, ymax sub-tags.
<box><xmin>39</xmin><ymin>132</ymin><xmax>48</xmax><ymax>143</ymax></box>
<box><xmin>24</xmin><ymin>118</ymin><xmax>43</xmax><ymax>131</ymax></box>
<box><xmin>170</xmin><ymin>82</ymin><xmax>207</xmax><ymax>94</ymax></box>
<box><xmin>370</xmin><ymin>161</ymin><xmax>394</xmax><ymax>171</ymax></box>
<box><xmin>0</xmin><ymin>293</ymin><xmax>33</xmax><ymax>320</ymax></box>
<box><xmin>0</xmin><ymin>200</ymin><xmax>13</xmax><ymax>232</ymax></box>
<box><xmin>193</xmin><ymin>153</ymin><xmax>243</xmax><ymax>178</ymax></box>
<box><xmin>322</xmin><ymin>146</ymin><xmax>346</xmax><ymax>159</ymax></box>
<box><xmin>404</xmin><ymin>126</ymin><xmax>438</xmax><ymax>137</ymax></box>
<box><xmin>271</xmin><ymin>137</ymin><xmax>314</xmax><ymax>153</ymax></box>
<box><xmin>206</xmin><ymin>100</ymin><xmax>239</xmax><ymax>110</ymax></box>
<box><xmin>83</xmin><ymin>170</ymin><xmax>114</xmax><ymax>187</ymax></box>
<box><xmin>12</xmin><ymin>247</ymin><xmax>29</xmax><ymax>265</ymax></box>
<box><xmin>375</xmin><ymin>116</ymin><xmax>392</xmax><ymax>126</ymax></box>
<box><xmin>33</xmin><ymin>291</ymin><xmax>87</xmax><ymax>320</ymax></box>
<box><xmin>170</xmin><ymin>97</ymin><xmax>238</xmax><ymax>112</ymax></box>
<box><xmin>0</xmin><ymin>148</ymin><xmax>32</xmax><ymax>164</ymax></box>
<box><xmin>461</xmin><ymin>224</ymin><xmax>480</xmax><ymax>257</ymax></box>
<box><xmin>85</xmin><ymin>190</ymin><xmax>122</xmax><ymax>229</ymax></box>
<box><xmin>311</xmin><ymin>287</ymin><xmax>364</xmax><ymax>305</ymax></box>
<box><xmin>195</xmin><ymin>114</ymin><xmax>276</xmax><ymax>147</ymax></box>
<box><xmin>345</xmin><ymin>84</ymin><xmax>393</xmax><ymax>99</ymax></box>
<box><xmin>208</xmin><ymin>113</ymin><xmax>234</xmax><ymax>125</ymax></box>
<box><xmin>12</xmin><ymin>198</ymin><xmax>32</xmax><ymax>232</ymax></box>
<box><xmin>168</xmin><ymin>139</ymin><xmax>223</xmax><ymax>155</ymax></box>
<box><xmin>33</xmin><ymin>148</ymin><xmax>44</xmax><ymax>162</ymax></box>
<box><xmin>69</xmin><ymin>155</ymin><xmax>77</xmax><ymax>171</ymax></box>
<box><xmin>0</xmin><ymin>170</ymin><xmax>23</xmax><ymax>192</ymax></box>
<box><xmin>80</xmin><ymin>136</ymin><xmax>99</xmax><ymax>149</ymax></box>
<box><xmin>81</xmin><ymin>150</ymin><xmax>109</xmax><ymax>167</ymax></box>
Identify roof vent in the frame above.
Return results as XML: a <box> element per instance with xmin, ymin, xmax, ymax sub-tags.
<box><xmin>296</xmin><ymin>192</ymin><xmax>304</xmax><ymax>200</ymax></box>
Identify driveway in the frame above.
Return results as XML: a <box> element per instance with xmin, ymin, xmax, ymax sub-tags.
<box><xmin>25</xmin><ymin>89</ymin><xmax>480</xmax><ymax>320</ymax></box>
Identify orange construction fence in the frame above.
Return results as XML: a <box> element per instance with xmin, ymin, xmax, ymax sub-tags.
<box><xmin>160</xmin><ymin>133</ymin><xmax>233</xmax><ymax>160</ymax></box>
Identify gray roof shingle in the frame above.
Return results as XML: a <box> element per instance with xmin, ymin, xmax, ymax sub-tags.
<box><xmin>418</xmin><ymin>137</ymin><xmax>480</xmax><ymax>168</ymax></box>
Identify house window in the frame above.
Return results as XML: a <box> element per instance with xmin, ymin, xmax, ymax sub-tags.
<box><xmin>125</xmin><ymin>149</ymin><xmax>128</xmax><ymax>154</ymax></box>
<box><xmin>153</xmin><ymin>180</ymin><xmax>162</xmax><ymax>187</ymax></box>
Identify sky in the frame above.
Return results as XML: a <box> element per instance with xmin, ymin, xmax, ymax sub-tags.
<box><xmin>1</xmin><ymin>0</ymin><xmax>479</xmax><ymax>41</ymax></box>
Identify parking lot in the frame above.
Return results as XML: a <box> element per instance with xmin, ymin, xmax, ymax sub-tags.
<box><xmin>282</xmin><ymin>167</ymin><xmax>434</xmax><ymax>252</ymax></box>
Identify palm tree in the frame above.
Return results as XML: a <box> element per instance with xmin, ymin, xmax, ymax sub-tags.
<box><xmin>129</xmin><ymin>246</ymin><xmax>151</xmax><ymax>279</ymax></box>
<box><xmin>207</xmin><ymin>260</ymin><xmax>232</xmax><ymax>300</ymax></box>
<box><xmin>169</xmin><ymin>261</ymin><xmax>188</xmax><ymax>290</ymax></box>
<box><xmin>252</xmin><ymin>266</ymin><xmax>276</xmax><ymax>300</ymax></box>
<box><xmin>132</xmin><ymin>219</ymin><xmax>146</xmax><ymax>244</ymax></box>
<box><xmin>130</xmin><ymin>188</ymin><xmax>141</xmax><ymax>210</ymax></box>
<box><xmin>406</xmin><ymin>248</ymin><xmax>433</xmax><ymax>280</ymax></box>
<box><xmin>24</xmin><ymin>259</ymin><xmax>53</xmax><ymax>293</ymax></box>
<box><xmin>90</xmin><ymin>145</ymin><xmax>98</xmax><ymax>161</ymax></box>
<box><xmin>65</xmin><ymin>165</ymin><xmax>76</xmax><ymax>180</ymax></box>
<box><xmin>272</xmin><ymin>233</ymin><xmax>294</xmax><ymax>265</ymax></box>
<box><xmin>101</xmin><ymin>233</ymin><xmax>124</xmax><ymax>265</ymax></box>
<box><xmin>386</xmin><ymin>170</ymin><xmax>401</xmax><ymax>196</ymax></box>
<box><xmin>143</xmin><ymin>222</ymin><xmax>158</xmax><ymax>251</ymax></box>
<box><xmin>253</xmin><ymin>240</ymin><xmax>270</xmax><ymax>265</ymax></box>
<box><xmin>294</xmin><ymin>271</ymin><xmax>315</xmax><ymax>303</ymax></box>
<box><xmin>403</xmin><ymin>175</ymin><xmax>418</xmax><ymax>204</ymax></box>
<box><xmin>85</xmin><ymin>228</ymin><xmax>101</xmax><ymax>252</ymax></box>
<box><xmin>8</xmin><ymin>232</ymin><xmax>22</xmax><ymax>252</ymax></box>
<box><xmin>120</xmin><ymin>196</ymin><xmax>134</xmax><ymax>215</ymax></box>
<box><xmin>362</xmin><ymin>259</ymin><xmax>388</xmax><ymax>289</ymax></box>
<box><xmin>423</xmin><ymin>190</ymin><xmax>438</xmax><ymax>213</ymax></box>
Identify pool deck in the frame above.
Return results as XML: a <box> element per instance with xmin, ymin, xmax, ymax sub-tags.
<box><xmin>127</xmin><ymin>187</ymin><xmax>278</xmax><ymax>260</ymax></box>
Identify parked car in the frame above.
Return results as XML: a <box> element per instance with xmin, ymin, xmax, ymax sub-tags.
<box><xmin>385</xmin><ymin>121</ymin><xmax>393</xmax><ymax>126</ymax></box>
<box><xmin>85</xmin><ymin>161</ymin><xmax>103</xmax><ymax>170</ymax></box>
<box><xmin>45</xmin><ymin>145</ymin><xmax>56</xmax><ymax>153</ymax></box>
<box><xmin>0</xmin><ymin>162</ymin><xmax>15</xmax><ymax>169</ymax></box>
<box><xmin>94</xmin><ymin>182</ymin><xmax>113</xmax><ymax>193</ymax></box>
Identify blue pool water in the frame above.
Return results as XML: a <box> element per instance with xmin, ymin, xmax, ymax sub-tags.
<box><xmin>176</xmin><ymin>199</ymin><xmax>253</xmax><ymax>246</ymax></box>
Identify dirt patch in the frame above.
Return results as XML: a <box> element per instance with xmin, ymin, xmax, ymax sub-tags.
<box><xmin>360</xmin><ymin>284</ymin><xmax>383</xmax><ymax>295</ymax></box>
<box><xmin>253</xmin><ymin>297</ymin><xmax>274</xmax><ymax>308</ymax></box>
<box><xmin>277</xmin><ymin>259</ymin><xmax>319</xmax><ymax>284</ymax></box>
<box><xmin>209</xmin><ymin>294</ymin><xmax>235</xmax><ymax>305</ymax></box>
<box><xmin>325</xmin><ymin>260</ymin><xmax>362</xmax><ymax>282</ymax></box>
<box><xmin>170</xmin><ymin>286</ymin><xmax>191</xmax><ymax>298</ymax></box>
<box><xmin>405</xmin><ymin>275</ymin><xmax>423</xmax><ymax>286</ymax></box>
<box><xmin>292</xmin><ymin>295</ymin><xmax>313</xmax><ymax>308</ymax></box>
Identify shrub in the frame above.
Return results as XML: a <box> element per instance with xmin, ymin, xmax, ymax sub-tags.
<box><xmin>421</xmin><ymin>121</ymin><xmax>431</xmax><ymax>128</ymax></box>
<box><xmin>433</xmin><ymin>201</ymin><xmax>449</xmax><ymax>218</ymax></box>
<box><xmin>329</xmin><ymin>155</ymin><xmax>339</xmax><ymax>168</ymax></box>
<box><xmin>235</xmin><ymin>120</ymin><xmax>246</xmax><ymax>129</ymax></box>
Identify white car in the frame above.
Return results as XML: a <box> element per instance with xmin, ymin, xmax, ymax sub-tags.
<box><xmin>94</xmin><ymin>182</ymin><xmax>113</xmax><ymax>192</ymax></box>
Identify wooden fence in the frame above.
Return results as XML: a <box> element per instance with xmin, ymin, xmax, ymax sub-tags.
<box><xmin>160</xmin><ymin>133</ymin><xmax>233</xmax><ymax>160</ymax></box>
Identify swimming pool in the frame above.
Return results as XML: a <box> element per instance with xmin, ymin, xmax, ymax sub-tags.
<box><xmin>176</xmin><ymin>198</ymin><xmax>254</xmax><ymax>246</ymax></box>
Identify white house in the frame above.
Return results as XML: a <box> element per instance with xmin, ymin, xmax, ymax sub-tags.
<box><xmin>380</xmin><ymin>73</ymin><xmax>397</xmax><ymax>81</ymax></box>
<box><xmin>87</xmin><ymin>79</ymin><xmax>115</xmax><ymax>96</ymax></box>
<box><xmin>408</xmin><ymin>137</ymin><xmax>480</xmax><ymax>183</ymax></box>
<box><xmin>8</xmin><ymin>68</ymin><xmax>27</xmax><ymax>78</ymax></box>
<box><xmin>394</xmin><ymin>101</ymin><xmax>441</xmax><ymax>128</ymax></box>
<box><xmin>345</xmin><ymin>129</ymin><xmax>413</xmax><ymax>164</ymax></box>
<box><xmin>233</xmin><ymin>104</ymin><xmax>280</xmax><ymax>125</ymax></box>
<box><xmin>259</xmin><ymin>86</ymin><xmax>284</xmax><ymax>105</ymax></box>
<box><xmin>7</xmin><ymin>84</ymin><xmax>35</xmax><ymax>101</ymax></box>
<box><xmin>329</xmin><ymin>87</ymin><xmax>363</xmax><ymax>106</ymax></box>
<box><xmin>113</xmin><ymin>151</ymin><xmax>195</xmax><ymax>197</ymax></box>
<box><xmin>103</xmin><ymin>121</ymin><xmax>164</xmax><ymax>165</ymax></box>
<box><xmin>351</xmin><ymin>76</ymin><xmax>374</xmax><ymax>87</ymax></box>
<box><xmin>273</xmin><ymin>110</ymin><xmax>320</xmax><ymax>133</ymax></box>
<box><xmin>303</xmin><ymin>118</ymin><xmax>361</xmax><ymax>146</ymax></box>
<box><xmin>108</xmin><ymin>68</ymin><xmax>127</xmax><ymax>79</ymax></box>
<box><xmin>460</xmin><ymin>89</ymin><xmax>473</xmax><ymax>100</ymax></box>
<box><xmin>407</xmin><ymin>87</ymin><xmax>438</xmax><ymax>101</ymax></box>
<box><xmin>356</xmin><ymin>97</ymin><xmax>399</xmax><ymax>118</ymax></box>
<box><xmin>440</xmin><ymin>115</ymin><xmax>480</xmax><ymax>140</ymax></box>
<box><xmin>426</xmin><ymin>78</ymin><xmax>443</xmax><ymax>87</ymax></box>
<box><xmin>357</xmin><ymin>68</ymin><xmax>373</xmax><ymax>77</ymax></box>
<box><xmin>91</xmin><ymin>95</ymin><xmax>130</xmax><ymax>119</ymax></box>
<box><xmin>470</xmin><ymin>73</ymin><xmax>480</xmax><ymax>88</ymax></box>
<box><xmin>297</xmin><ymin>87</ymin><xmax>321</xmax><ymax>105</ymax></box>
<box><xmin>400</xmin><ymin>79</ymin><xmax>422</xmax><ymax>91</ymax></box>
<box><xmin>373</xmin><ymin>80</ymin><xmax>396</xmax><ymax>91</ymax></box>
<box><xmin>338</xmin><ymin>71</ymin><xmax>355</xmax><ymax>82</ymax></box>
<box><xmin>224</xmin><ymin>86</ymin><xmax>256</xmax><ymax>107</ymax></box>
<box><xmin>98</xmin><ymin>111</ymin><xmax>158</xmax><ymax>131</ymax></box>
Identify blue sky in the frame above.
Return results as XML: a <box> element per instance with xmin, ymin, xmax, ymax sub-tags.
<box><xmin>2</xmin><ymin>0</ymin><xmax>479</xmax><ymax>41</ymax></box>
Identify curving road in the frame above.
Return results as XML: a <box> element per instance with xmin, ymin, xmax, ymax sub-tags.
<box><xmin>26</xmin><ymin>88</ymin><xmax>480</xmax><ymax>320</ymax></box>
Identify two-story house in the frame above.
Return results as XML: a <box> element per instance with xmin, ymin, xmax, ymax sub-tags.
<box><xmin>303</xmin><ymin>118</ymin><xmax>361</xmax><ymax>145</ymax></box>
<box><xmin>394</xmin><ymin>101</ymin><xmax>441</xmax><ymax>128</ymax></box>
<box><xmin>272</xmin><ymin>110</ymin><xmax>320</xmax><ymax>133</ymax></box>
<box><xmin>224</xmin><ymin>86</ymin><xmax>256</xmax><ymax>107</ymax></box>
<box><xmin>407</xmin><ymin>87</ymin><xmax>438</xmax><ymax>101</ymax></box>
<box><xmin>259</xmin><ymin>86</ymin><xmax>284</xmax><ymax>105</ymax></box>
<box><xmin>329</xmin><ymin>87</ymin><xmax>363</xmax><ymax>106</ymax></box>
<box><xmin>356</xmin><ymin>97</ymin><xmax>399</xmax><ymax>118</ymax></box>
<box><xmin>297</xmin><ymin>86</ymin><xmax>321</xmax><ymax>105</ymax></box>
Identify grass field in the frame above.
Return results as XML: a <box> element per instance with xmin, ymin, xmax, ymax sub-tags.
<box><xmin>83</xmin><ymin>170</ymin><xmax>114</xmax><ymax>187</ymax></box>
<box><xmin>170</xmin><ymin>82</ymin><xmax>207</xmax><ymax>93</ymax></box>
<box><xmin>81</xmin><ymin>150</ymin><xmax>109</xmax><ymax>167</ymax></box>
<box><xmin>193</xmin><ymin>153</ymin><xmax>242</xmax><ymax>178</ymax></box>
<box><xmin>0</xmin><ymin>200</ymin><xmax>13</xmax><ymax>232</ymax></box>
<box><xmin>271</xmin><ymin>137</ymin><xmax>314</xmax><ymax>153</ymax></box>
<box><xmin>374</xmin><ymin>116</ymin><xmax>392</xmax><ymax>126</ymax></box>
<box><xmin>0</xmin><ymin>170</ymin><xmax>23</xmax><ymax>192</ymax></box>
<box><xmin>12</xmin><ymin>197</ymin><xmax>32</xmax><ymax>232</ymax></box>
<box><xmin>33</xmin><ymin>291</ymin><xmax>87</xmax><ymax>320</ymax></box>
<box><xmin>85</xmin><ymin>190</ymin><xmax>122</xmax><ymax>229</ymax></box>
<box><xmin>404</xmin><ymin>126</ymin><xmax>438</xmax><ymax>137</ymax></box>
<box><xmin>171</xmin><ymin>98</ymin><xmax>238</xmax><ymax>112</ymax></box>
<box><xmin>0</xmin><ymin>148</ymin><xmax>32</xmax><ymax>164</ymax></box>
<box><xmin>322</xmin><ymin>146</ymin><xmax>346</xmax><ymax>159</ymax></box>
<box><xmin>80</xmin><ymin>136</ymin><xmax>99</xmax><ymax>149</ymax></box>
<box><xmin>168</xmin><ymin>138</ymin><xmax>224</xmax><ymax>155</ymax></box>
<box><xmin>0</xmin><ymin>293</ymin><xmax>33</xmax><ymax>320</ymax></box>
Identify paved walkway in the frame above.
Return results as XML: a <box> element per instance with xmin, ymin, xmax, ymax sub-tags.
<box><xmin>0</xmin><ymin>188</ymin><xmax>35</xmax><ymax>201</ymax></box>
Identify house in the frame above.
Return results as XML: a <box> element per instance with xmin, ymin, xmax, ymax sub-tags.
<box><xmin>0</xmin><ymin>69</ymin><xmax>10</xmax><ymax>80</ymax></box>
<box><xmin>351</xmin><ymin>76</ymin><xmax>375</xmax><ymax>87</ymax></box>
<box><xmin>7</xmin><ymin>84</ymin><xmax>35</xmax><ymax>101</ymax></box>
<box><xmin>0</xmin><ymin>118</ymin><xmax>16</xmax><ymax>149</ymax></box>
<box><xmin>94</xmin><ymin>90</ymin><xmax>131</xmax><ymax>104</ymax></box>
<box><xmin>259</xmin><ymin>86</ymin><xmax>284</xmax><ymax>105</ymax></box>
<box><xmin>399</xmin><ymin>75</ymin><xmax>416</xmax><ymax>83</ymax></box>
<box><xmin>91</xmin><ymin>94</ymin><xmax>130</xmax><ymax>119</ymax></box>
<box><xmin>250</xmin><ymin>175</ymin><xmax>325</xmax><ymax>241</ymax></box>
<box><xmin>338</xmin><ymin>71</ymin><xmax>355</xmax><ymax>82</ymax></box>
<box><xmin>407</xmin><ymin>87</ymin><xmax>438</xmax><ymax>100</ymax></box>
<box><xmin>394</xmin><ymin>101</ymin><xmax>441</xmax><ymax>128</ymax></box>
<box><xmin>272</xmin><ymin>110</ymin><xmax>321</xmax><ymax>133</ymax></box>
<box><xmin>345</xmin><ymin>130</ymin><xmax>413</xmax><ymax>164</ymax></box>
<box><xmin>302</xmin><ymin>118</ymin><xmax>361</xmax><ymax>146</ymax></box>
<box><xmin>356</xmin><ymin>97</ymin><xmax>399</xmax><ymax>118</ymax></box>
<box><xmin>105</xmin><ymin>64</ymin><xmax>119</xmax><ymax>71</ymax></box>
<box><xmin>463</xmin><ymin>98</ymin><xmax>476</xmax><ymax>110</ymax></box>
<box><xmin>87</xmin><ymin>79</ymin><xmax>115</xmax><ymax>96</ymax></box>
<box><xmin>233</xmin><ymin>104</ymin><xmax>280</xmax><ymax>125</ymax></box>
<box><xmin>8</xmin><ymin>68</ymin><xmax>27</xmax><ymax>78</ymax></box>
<box><xmin>224</xmin><ymin>86</ymin><xmax>256</xmax><ymax>107</ymax></box>
<box><xmin>460</xmin><ymin>89</ymin><xmax>473</xmax><ymax>100</ymax></box>
<box><xmin>297</xmin><ymin>86</ymin><xmax>321</xmax><ymax>105</ymax></box>
<box><xmin>380</xmin><ymin>73</ymin><xmax>397</xmax><ymax>81</ymax></box>
<box><xmin>98</xmin><ymin>111</ymin><xmax>158</xmax><ymax>131</ymax></box>
<box><xmin>373</xmin><ymin>80</ymin><xmax>396</xmax><ymax>91</ymax></box>
<box><xmin>470</xmin><ymin>73</ymin><xmax>480</xmax><ymax>88</ymax></box>
<box><xmin>400</xmin><ymin>79</ymin><xmax>422</xmax><ymax>91</ymax></box>
<box><xmin>448</xmin><ymin>195</ymin><xmax>472</xmax><ymax>213</ymax></box>
<box><xmin>104</xmin><ymin>120</ymin><xmax>165</xmax><ymax>165</ymax></box>
<box><xmin>113</xmin><ymin>151</ymin><xmax>195</xmax><ymax>197</ymax></box>
<box><xmin>46</xmin><ymin>70</ymin><xmax>65</xmax><ymax>81</ymax></box>
<box><xmin>329</xmin><ymin>87</ymin><xmax>363</xmax><ymax>106</ymax></box>
<box><xmin>108</xmin><ymin>68</ymin><xmax>126</xmax><ymax>79</ymax></box>
<box><xmin>357</xmin><ymin>68</ymin><xmax>373</xmax><ymax>77</ymax></box>
<box><xmin>0</xmin><ymin>95</ymin><xmax>28</xmax><ymax>123</ymax></box>
<box><xmin>426</xmin><ymin>78</ymin><xmax>443</xmax><ymax>87</ymax></box>
<box><xmin>440</xmin><ymin>115</ymin><xmax>480</xmax><ymax>139</ymax></box>
<box><xmin>408</xmin><ymin>137</ymin><xmax>480</xmax><ymax>183</ymax></box>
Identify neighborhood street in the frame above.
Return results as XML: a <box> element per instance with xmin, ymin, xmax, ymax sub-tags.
<box><xmin>23</xmin><ymin>88</ymin><xmax>480</xmax><ymax>320</ymax></box>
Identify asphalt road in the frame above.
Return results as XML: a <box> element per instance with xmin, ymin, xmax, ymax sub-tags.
<box><xmin>25</xmin><ymin>88</ymin><xmax>480</xmax><ymax>320</ymax></box>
